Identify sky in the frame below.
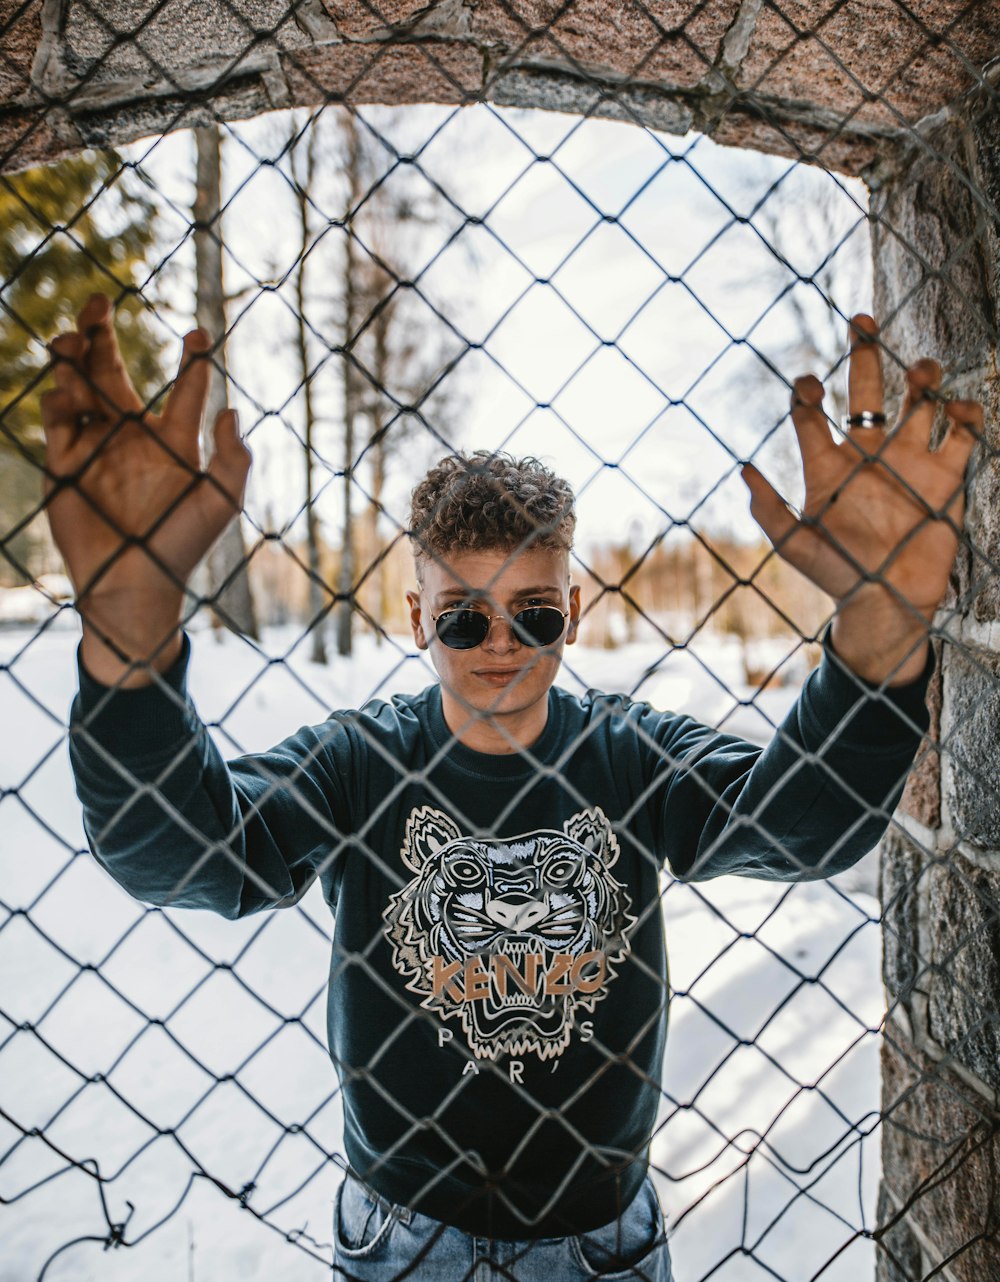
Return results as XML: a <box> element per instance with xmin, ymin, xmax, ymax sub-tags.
<box><xmin>114</xmin><ymin>103</ymin><xmax>873</xmax><ymax>561</ymax></box>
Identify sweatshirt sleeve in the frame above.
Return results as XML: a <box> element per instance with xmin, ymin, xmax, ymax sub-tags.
<box><xmin>651</xmin><ymin>623</ymin><xmax>935</xmax><ymax>883</ymax></box>
<box><xmin>69</xmin><ymin>632</ymin><xmax>355</xmax><ymax>917</ymax></box>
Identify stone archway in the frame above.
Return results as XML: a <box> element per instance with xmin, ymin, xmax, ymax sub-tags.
<box><xmin>1</xmin><ymin>1</ymin><xmax>996</xmax><ymax>176</ymax></box>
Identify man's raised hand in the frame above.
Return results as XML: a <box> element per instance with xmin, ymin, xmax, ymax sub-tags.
<box><xmin>741</xmin><ymin>313</ymin><xmax>983</xmax><ymax>686</ymax></box>
<box><xmin>42</xmin><ymin>293</ymin><xmax>252</xmax><ymax>686</ymax></box>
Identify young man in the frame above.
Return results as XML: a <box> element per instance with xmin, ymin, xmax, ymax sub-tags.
<box><xmin>46</xmin><ymin>294</ymin><xmax>981</xmax><ymax>1280</ymax></box>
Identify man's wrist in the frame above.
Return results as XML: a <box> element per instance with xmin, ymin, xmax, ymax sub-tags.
<box><xmin>79</xmin><ymin>613</ymin><xmax>184</xmax><ymax>688</ymax></box>
<box><xmin>812</xmin><ymin>620</ymin><xmax>933</xmax><ymax>751</ymax></box>
<box><xmin>80</xmin><ymin>628</ymin><xmax>183</xmax><ymax>688</ymax></box>
<box><xmin>75</xmin><ymin>580</ymin><xmax>186</xmax><ymax>688</ymax></box>
<box><xmin>830</xmin><ymin>593</ymin><xmax>932</xmax><ymax>687</ymax></box>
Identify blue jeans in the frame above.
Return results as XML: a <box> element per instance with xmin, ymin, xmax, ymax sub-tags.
<box><xmin>332</xmin><ymin>1169</ymin><xmax>673</xmax><ymax>1281</ymax></box>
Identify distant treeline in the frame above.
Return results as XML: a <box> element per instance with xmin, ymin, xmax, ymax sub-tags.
<box><xmin>249</xmin><ymin>523</ymin><xmax>832</xmax><ymax>670</ymax></box>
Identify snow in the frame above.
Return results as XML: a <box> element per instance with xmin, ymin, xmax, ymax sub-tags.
<box><xmin>0</xmin><ymin>579</ymin><xmax>74</xmax><ymax>626</ymax></box>
<box><xmin>0</xmin><ymin>620</ymin><xmax>887</xmax><ymax>1281</ymax></box>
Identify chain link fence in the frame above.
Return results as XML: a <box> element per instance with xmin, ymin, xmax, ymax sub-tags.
<box><xmin>1</xmin><ymin>1</ymin><xmax>998</xmax><ymax>1279</ymax></box>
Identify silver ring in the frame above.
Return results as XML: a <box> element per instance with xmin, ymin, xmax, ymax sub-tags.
<box><xmin>844</xmin><ymin>411</ymin><xmax>887</xmax><ymax>429</ymax></box>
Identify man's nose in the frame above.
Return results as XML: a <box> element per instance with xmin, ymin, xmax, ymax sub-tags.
<box><xmin>482</xmin><ymin>614</ymin><xmax>519</xmax><ymax>652</ymax></box>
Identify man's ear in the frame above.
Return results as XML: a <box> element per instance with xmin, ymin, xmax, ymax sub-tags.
<box><xmin>565</xmin><ymin>582</ymin><xmax>582</xmax><ymax>646</ymax></box>
<box><xmin>406</xmin><ymin>588</ymin><xmax>429</xmax><ymax>650</ymax></box>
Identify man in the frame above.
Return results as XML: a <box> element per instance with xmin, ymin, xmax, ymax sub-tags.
<box><xmin>45</xmin><ymin>294</ymin><xmax>981</xmax><ymax>1280</ymax></box>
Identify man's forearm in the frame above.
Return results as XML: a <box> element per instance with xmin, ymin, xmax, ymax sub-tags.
<box><xmin>70</xmin><ymin>632</ymin><xmax>345</xmax><ymax>917</ymax></box>
<box><xmin>662</xmin><ymin>618</ymin><xmax>934</xmax><ymax>883</ymax></box>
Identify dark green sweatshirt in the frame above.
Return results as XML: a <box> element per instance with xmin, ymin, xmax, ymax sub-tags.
<box><xmin>69</xmin><ymin>626</ymin><xmax>932</xmax><ymax>1239</ymax></box>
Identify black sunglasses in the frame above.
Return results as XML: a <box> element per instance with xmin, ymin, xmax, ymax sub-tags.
<box><xmin>431</xmin><ymin>606</ymin><xmax>569</xmax><ymax>650</ymax></box>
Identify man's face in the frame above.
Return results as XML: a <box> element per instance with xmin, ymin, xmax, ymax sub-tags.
<box><xmin>406</xmin><ymin>546</ymin><xmax>581</xmax><ymax>734</ymax></box>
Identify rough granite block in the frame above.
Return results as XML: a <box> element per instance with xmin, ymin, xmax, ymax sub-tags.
<box><xmin>875</xmin><ymin>1183</ymin><xmax>924</xmax><ymax>1282</ymax></box>
<box><xmin>881</xmin><ymin>1032</ymin><xmax>1000</xmax><ymax>1282</ymax></box>
<box><xmin>871</xmin><ymin>113</ymin><xmax>996</xmax><ymax>384</ymax></box>
<box><xmin>944</xmin><ymin>645</ymin><xmax>1000</xmax><ymax>849</ymax></box>
<box><xmin>900</xmin><ymin>637</ymin><xmax>942</xmax><ymax>828</ymax></box>
<box><xmin>738</xmin><ymin>0</ymin><xmax>999</xmax><ymax>130</ymax></box>
<box><xmin>926</xmin><ymin>849</ymin><xmax>1000</xmax><ymax>1094</ymax></box>
<box><xmin>879</xmin><ymin>827</ymin><xmax>930</xmax><ymax>1019</ymax></box>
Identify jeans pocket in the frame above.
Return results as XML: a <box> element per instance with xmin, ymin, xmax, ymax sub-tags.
<box><xmin>333</xmin><ymin>1173</ymin><xmax>398</xmax><ymax>1259</ymax></box>
<box><xmin>569</xmin><ymin>1178</ymin><xmax>668</xmax><ymax>1280</ymax></box>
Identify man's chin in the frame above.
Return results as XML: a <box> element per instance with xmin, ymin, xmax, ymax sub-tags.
<box><xmin>447</xmin><ymin>680</ymin><xmax>547</xmax><ymax>720</ymax></box>
<box><xmin>470</xmin><ymin>687</ymin><xmax>537</xmax><ymax>717</ymax></box>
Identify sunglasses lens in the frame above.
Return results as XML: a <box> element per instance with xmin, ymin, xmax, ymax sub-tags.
<box><xmin>435</xmin><ymin>607</ymin><xmax>567</xmax><ymax>649</ymax></box>
<box><xmin>436</xmin><ymin>609</ymin><xmax>489</xmax><ymax>649</ymax></box>
<box><xmin>513</xmin><ymin>607</ymin><xmax>567</xmax><ymax>647</ymax></box>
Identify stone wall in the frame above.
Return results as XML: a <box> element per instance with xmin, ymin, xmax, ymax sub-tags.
<box><xmin>873</xmin><ymin>88</ymin><xmax>1000</xmax><ymax>1280</ymax></box>
<box><xmin>0</xmin><ymin>0</ymin><xmax>997</xmax><ymax>176</ymax></box>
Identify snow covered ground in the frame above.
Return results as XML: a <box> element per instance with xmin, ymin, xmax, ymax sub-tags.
<box><xmin>0</xmin><ymin>615</ymin><xmax>887</xmax><ymax>1281</ymax></box>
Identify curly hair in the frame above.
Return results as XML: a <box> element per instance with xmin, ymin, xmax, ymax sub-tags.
<box><xmin>408</xmin><ymin>450</ymin><xmax>576</xmax><ymax>579</ymax></box>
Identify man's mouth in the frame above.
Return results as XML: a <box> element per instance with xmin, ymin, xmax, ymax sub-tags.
<box><xmin>474</xmin><ymin>668</ymin><xmax>525</xmax><ymax>684</ymax></box>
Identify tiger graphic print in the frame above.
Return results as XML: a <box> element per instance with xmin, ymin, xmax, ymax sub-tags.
<box><xmin>382</xmin><ymin>805</ymin><xmax>636</xmax><ymax>1061</ymax></box>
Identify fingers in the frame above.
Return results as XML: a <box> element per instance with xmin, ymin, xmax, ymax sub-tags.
<box><xmin>742</xmin><ymin>461</ymin><xmax>852</xmax><ymax>596</ymax></box>
<box><xmin>790</xmin><ymin>374</ymin><xmax>834</xmax><ymax>467</ymax></box>
<box><xmin>204</xmin><ymin>410</ymin><xmax>252</xmax><ymax>516</ymax></box>
<box><xmin>897</xmin><ymin>358</ymin><xmax>942</xmax><ymax>450</ymax></box>
<box><xmin>76</xmin><ymin>292</ymin><xmax>143</xmax><ymax>416</ymax></box>
<box><xmin>162</xmin><ymin>329</ymin><xmax>213</xmax><ymax>439</ymax></box>
<box><xmin>49</xmin><ymin>331</ymin><xmax>96</xmax><ymax>417</ymax></box>
<box><xmin>741</xmin><ymin>462</ymin><xmax>805</xmax><ymax>560</ymax></box>
<box><xmin>847</xmin><ymin>313</ymin><xmax>884</xmax><ymax>420</ymax></box>
<box><xmin>41</xmin><ymin>388</ymin><xmax>79</xmax><ymax>474</ymax></box>
<box><xmin>76</xmin><ymin>292</ymin><xmax>112</xmax><ymax>332</ymax></box>
<box><xmin>938</xmin><ymin>400</ymin><xmax>984</xmax><ymax>475</ymax></box>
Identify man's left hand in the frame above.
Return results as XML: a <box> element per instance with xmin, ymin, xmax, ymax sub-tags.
<box><xmin>742</xmin><ymin>313</ymin><xmax>983</xmax><ymax>686</ymax></box>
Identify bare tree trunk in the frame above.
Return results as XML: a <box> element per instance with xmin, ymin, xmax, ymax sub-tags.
<box><xmin>291</xmin><ymin>120</ymin><xmax>327</xmax><ymax>664</ymax></box>
<box><xmin>193</xmin><ymin>124</ymin><xmax>258</xmax><ymax>640</ymax></box>
<box><xmin>336</xmin><ymin>248</ymin><xmax>357</xmax><ymax>658</ymax></box>
<box><xmin>370</xmin><ymin>430</ymin><xmax>387</xmax><ymax>642</ymax></box>
<box><xmin>335</xmin><ymin>117</ymin><xmax>363</xmax><ymax>659</ymax></box>
<box><xmin>366</xmin><ymin>299</ymin><xmax>391</xmax><ymax>645</ymax></box>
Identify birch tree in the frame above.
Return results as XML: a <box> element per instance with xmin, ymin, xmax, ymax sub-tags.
<box><xmin>192</xmin><ymin>124</ymin><xmax>259</xmax><ymax>640</ymax></box>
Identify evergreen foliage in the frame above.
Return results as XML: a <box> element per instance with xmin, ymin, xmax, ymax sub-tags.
<box><xmin>0</xmin><ymin>149</ymin><xmax>165</xmax><ymax>580</ymax></box>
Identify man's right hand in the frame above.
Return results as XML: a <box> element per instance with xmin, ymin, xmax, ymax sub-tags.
<box><xmin>42</xmin><ymin>293</ymin><xmax>252</xmax><ymax>687</ymax></box>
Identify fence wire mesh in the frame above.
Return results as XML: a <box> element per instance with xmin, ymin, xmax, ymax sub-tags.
<box><xmin>1</xmin><ymin>1</ymin><xmax>998</xmax><ymax>1279</ymax></box>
